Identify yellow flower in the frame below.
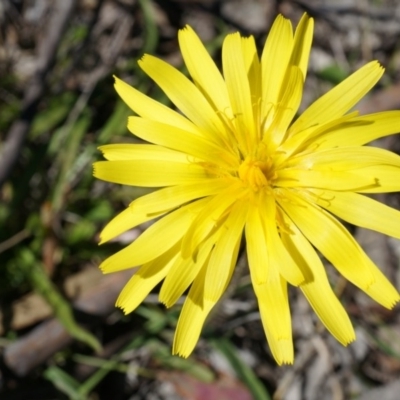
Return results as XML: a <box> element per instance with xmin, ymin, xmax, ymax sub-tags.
<box><xmin>93</xmin><ymin>14</ymin><xmax>400</xmax><ymax>365</ymax></box>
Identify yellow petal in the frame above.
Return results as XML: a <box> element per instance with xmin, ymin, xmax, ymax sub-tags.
<box><xmin>241</xmin><ymin>35</ymin><xmax>261</xmax><ymax>126</ymax></box>
<box><xmin>181</xmin><ymin>181</ymin><xmax>245</xmax><ymax>258</ymax></box>
<box><xmin>100</xmin><ymin>179</ymin><xmax>230</xmax><ymax>244</ymax></box>
<box><xmin>178</xmin><ymin>26</ymin><xmax>231</xmax><ymax>116</ymax></box>
<box><xmin>253</xmin><ymin>277</ymin><xmax>293</xmax><ymax>365</ymax></box>
<box><xmin>290</xmin><ymin>61</ymin><xmax>384</xmax><ymax>134</ymax></box>
<box><xmin>277</xmin><ymin>168</ymin><xmax>381</xmax><ymax>191</ymax></box>
<box><xmin>93</xmin><ymin>159</ymin><xmax>208</xmax><ymax>187</ymax></box>
<box><xmin>308</xmin><ymin>111</ymin><xmax>400</xmax><ymax>149</ymax></box>
<box><xmin>263</xmin><ymin>66</ymin><xmax>303</xmax><ymax>146</ymax></box>
<box><xmin>290</xmin><ymin>13</ymin><xmax>314</xmax><ymax>80</ymax></box>
<box><xmin>127</xmin><ymin>117</ymin><xmax>238</xmax><ymax>167</ymax></box>
<box><xmin>98</xmin><ymin>143</ymin><xmax>188</xmax><ymax>162</ymax></box>
<box><xmin>173</xmin><ymin>264</ymin><xmax>215</xmax><ymax>357</ymax></box>
<box><xmin>364</xmin><ymin>266</ymin><xmax>400</xmax><ymax>309</ymax></box>
<box><xmin>204</xmin><ymin>201</ymin><xmax>248</xmax><ymax>302</ymax></box>
<box><xmin>222</xmin><ymin>33</ymin><xmax>256</xmax><ymax>152</ymax></box>
<box><xmin>160</xmin><ymin>232</ymin><xmax>217</xmax><ymax>308</ymax></box>
<box><xmin>113</xmin><ymin>76</ymin><xmax>200</xmax><ymax>135</ymax></box>
<box><xmin>245</xmin><ymin>206</ymin><xmax>269</xmax><ymax>285</ymax></box>
<box><xmin>278</xmin><ymin>190</ymin><xmax>399</xmax><ymax>308</ymax></box>
<box><xmin>279</xmin><ymin>144</ymin><xmax>400</xmax><ymax>192</ymax></box>
<box><xmin>99</xmin><ymin>206</ymin><xmax>160</xmax><ymax>245</ymax></box>
<box><xmin>354</xmin><ymin>165</ymin><xmax>400</xmax><ymax>193</ymax></box>
<box><xmin>116</xmin><ymin>244</ymin><xmax>179</xmax><ymax>314</ymax></box>
<box><xmin>278</xmin><ymin>189</ymin><xmax>373</xmax><ymax>287</ymax></box>
<box><xmin>278</xmin><ymin>112</ymin><xmax>359</xmax><ymax>161</ymax></box>
<box><xmin>261</xmin><ymin>15</ymin><xmax>293</xmax><ymax>120</ymax></box>
<box><xmin>100</xmin><ymin>198</ymin><xmax>209</xmax><ymax>273</ymax></box>
<box><xmin>286</xmin><ymin>146</ymin><xmax>400</xmax><ymax>170</ymax></box>
<box><xmin>310</xmin><ymin>189</ymin><xmax>400</xmax><ymax>240</ymax></box>
<box><xmin>261</xmin><ymin>194</ymin><xmax>305</xmax><ymax>286</ymax></box>
<box><xmin>139</xmin><ymin>55</ymin><xmax>226</xmax><ymax>144</ymax></box>
<box><xmin>128</xmin><ymin>179</ymin><xmax>229</xmax><ymax>215</ymax></box>
<box><xmin>280</xmin><ymin>214</ymin><xmax>355</xmax><ymax>345</ymax></box>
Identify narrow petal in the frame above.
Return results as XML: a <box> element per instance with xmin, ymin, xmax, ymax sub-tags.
<box><xmin>116</xmin><ymin>245</ymin><xmax>179</xmax><ymax>314</ymax></box>
<box><xmin>100</xmin><ymin>179</ymin><xmax>231</xmax><ymax>243</ymax></box>
<box><xmin>181</xmin><ymin>181</ymin><xmax>245</xmax><ymax>258</ymax></box>
<box><xmin>277</xmin><ymin>168</ymin><xmax>383</xmax><ymax>191</ymax></box>
<box><xmin>203</xmin><ymin>201</ymin><xmax>248</xmax><ymax>302</ymax></box>
<box><xmin>365</xmin><ymin>266</ymin><xmax>400</xmax><ymax>309</ymax></box>
<box><xmin>241</xmin><ymin>35</ymin><xmax>261</xmax><ymax>128</ymax></box>
<box><xmin>264</xmin><ymin>66</ymin><xmax>303</xmax><ymax>146</ymax></box>
<box><xmin>309</xmin><ymin>189</ymin><xmax>400</xmax><ymax>239</ymax></box>
<box><xmin>307</xmin><ymin>111</ymin><xmax>400</xmax><ymax>149</ymax></box>
<box><xmin>253</xmin><ymin>278</ymin><xmax>293</xmax><ymax>365</ymax></box>
<box><xmin>127</xmin><ymin>117</ymin><xmax>238</xmax><ymax>167</ymax></box>
<box><xmin>278</xmin><ymin>112</ymin><xmax>359</xmax><ymax>161</ymax></box>
<box><xmin>178</xmin><ymin>26</ymin><xmax>231</xmax><ymax>116</ymax></box>
<box><xmin>286</xmin><ymin>146</ymin><xmax>400</xmax><ymax>170</ymax></box>
<box><xmin>113</xmin><ymin>76</ymin><xmax>200</xmax><ymax>135</ymax></box>
<box><xmin>139</xmin><ymin>55</ymin><xmax>226</xmax><ymax>144</ymax></box>
<box><xmin>280</xmin><ymin>213</ymin><xmax>355</xmax><ymax>345</ymax></box>
<box><xmin>354</xmin><ymin>165</ymin><xmax>400</xmax><ymax>193</ymax></box>
<box><xmin>128</xmin><ymin>179</ymin><xmax>230</xmax><ymax>215</ymax></box>
<box><xmin>98</xmin><ymin>144</ymin><xmax>188</xmax><ymax>162</ymax></box>
<box><xmin>245</xmin><ymin>206</ymin><xmax>269</xmax><ymax>285</ymax></box>
<box><xmin>246</xmin><ymin>206</ymin><xmax>294</xmax><ymax>364</ymax></box>
<box><xmin>290</xmin><ymin>61</ymin><xmax>384</xmax><ymax>134</ymax></box>
<box><xmin>100</xmin><ymin>198</ymin><xmax>209</xmax><ymax>273</ymax></box>
<box><xmin>290</xmin><ymin>13</ymin><xmax>314</xmax><ymax>80</ymax></box>
<box><xmin>173</xmin><ymin>264</ymin><xmax>215</xmax><ymax>357</ymax></box>
<box><xmin>159</xmin><ymin>230</ymin><xmax>219</xmax><ymax>307</ymax></box>
<box><xmin>93</xmin><ymin>159</ymin><xmax>208</xmax><ymax>187</ymax></box>
<box><xmin>261</xmin><ymin>15</ymin><xmax>293</xmax><ymax>119</ymax></box>
<box><xmin>261</xmin><ymin>194</ymin><xmax>306</xmax><ymax>286</ymax></box>
<box><xmin>223</xmin><ymin>33</ymin><xmax>256</xmax><ymax>152</ymax></box>
<box><xmin>99</xmin><ymin>206</ymin><xmax>160</xmax><ymax>245</ymax></box>
<box><xmin>277</xmin><ymin>165</ymin><xmax>400</xmax><ymax>193</ymax></box>
<box><xmin>278</xmin><ymin>190</ymin><xmax>399</xmax><ymax>308</ymax></box>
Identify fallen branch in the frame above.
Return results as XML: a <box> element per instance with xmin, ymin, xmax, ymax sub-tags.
<box><xmin>3</xmin><ymin>269</ymin><xmax>134</xmax><ymax>377</ymax></box>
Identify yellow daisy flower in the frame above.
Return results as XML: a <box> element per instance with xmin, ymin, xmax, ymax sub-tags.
<box><xmin>93</xmin><ymin>14</ymin><xmax>400</xmax><ymax>365</ymax></box>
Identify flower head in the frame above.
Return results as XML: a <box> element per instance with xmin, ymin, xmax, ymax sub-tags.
<box><xmin>93</xmin><ymin>14</ymin><xmax>400</xmax><ymax>365</ymax></box>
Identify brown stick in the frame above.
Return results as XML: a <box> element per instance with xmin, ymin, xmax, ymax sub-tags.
<box><xmin>3</xmin><ymin>270</ymin><xmax>134</xmax><ymax>377</ymax></box>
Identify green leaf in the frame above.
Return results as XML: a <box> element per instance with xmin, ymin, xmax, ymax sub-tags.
<box><xmin>20</xmin><ymin>248</ymin><xmax>101</xmax><ymax>352</ymax></box>
<box><xmin>31</xmin><ymin>93</ymin><xmax>76</xmax><ymax>138</ymax></box>
<box><xmin>149</xmin><ymin>339</ymin><xmax>215</xmax><ymax>383</ymax></box>
<box><xmin>44</xmin><ymin>366</ymin><xmax>84</xmax><ymax>400</ymax></box>
<box><xmin>317</xmin><ymin>64</ymin><xmax>349</xmax><ymax>85</ymax></box>
<box><xmin>66</xmin><ymin>219</ymin><xmax>96</xmax><ymax>245</ymax></box>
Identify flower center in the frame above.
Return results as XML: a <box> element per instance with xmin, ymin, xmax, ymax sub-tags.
<box><xmin>238</xmin><ymin>156</ymin><xmax>275</xmax><ymax>191</ymax></box>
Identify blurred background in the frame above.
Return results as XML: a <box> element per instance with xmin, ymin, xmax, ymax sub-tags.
<box><xmin>1</xmin><ymin>0</ymin><xmax>400</xmax><ymax>399</ymax></box>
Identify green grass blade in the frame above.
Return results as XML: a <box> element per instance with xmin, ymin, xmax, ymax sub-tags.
<box><xmin>212</xmin><ymin>338</ymin><xmax>271</xmax><ymax>400</ymax></box>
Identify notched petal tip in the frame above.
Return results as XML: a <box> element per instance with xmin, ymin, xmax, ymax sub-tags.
<box><xmin>98</xmin><ymin>261</ymin><xmax>110</xmax><ymax>274</ymax></box>
<box><xmin>159</xmin><ymin>298</ymin><xmax>173</xmax><ymax>309</ymax></box>
<box><xmin>343</xmin><ymin>336</ymin><xmax>356</xmax><ymax>347</ymax></box>
<box><xmin>178</xmin><ymin>24</ymin><xmax>192</xmax><ymax>34</ymax></box>
<box><xmin>388</xmin><ymin>295</ymin><xmax>400</xmax><ymax>310</ymax></box>
<box><xmin>92</xmin><ymin>162</ymin><xmax>97</xmax><ymax>177</ymax></box>
<box><xmin>115</xmin><ymin>301</ymin><xmax>131</xmax><ymax>315</ymax></box>
<box><xmin>137</xmin><ymin>54</ymin><xmax>149</xmax><ymax>67</ymax></box>
<box><xmin>172</xmin><ymin>349</ymin><xmax>190</xmax><ymax>359</ymax></box>
<box><xmin>272</xmin><ymin>339</ymin><xmax>294</xmax><ymax>366</ymax></box>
